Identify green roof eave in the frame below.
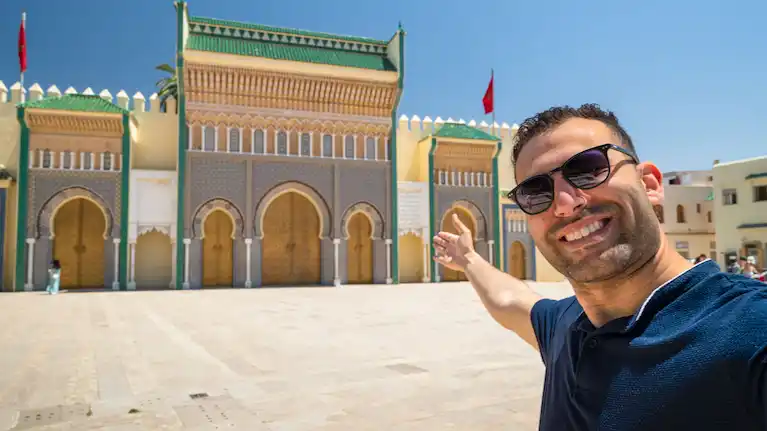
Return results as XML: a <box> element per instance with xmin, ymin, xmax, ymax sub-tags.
<box><xmin>434</xmin><ymin>123</ymin><xmax>500</xmax><ymax>142</ymax></box>
<box><xmin>186</xmin><ymin>34</ymin><xmax>396</xmax><ymax>71</ymax></box>
<box><xmin>19</xmin><ymin>94</ymin><xmax>128</xmax><ymax>115</ymax></box>
<box><xmin>745</xmin><ymin>172</ymin><xmax>767</xmax><ymax>180</ymax></box>
<box><xmin>737</xmin><ymin>222</ymin><xmax>767</xmax><ymax>229</ymax></box>
<box><xmin>189</xmin><ymin>16</ymin><xmax>388</xmax><ymax>45</ymax></box>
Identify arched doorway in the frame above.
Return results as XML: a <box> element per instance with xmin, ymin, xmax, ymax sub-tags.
<box><xmin>508</xmin><ymin>241</ymin><xmax>527</xmax><ymax>280</ymax></box>
<box><xmin>262</xmin><ymin>191</ymin><xmax>321</xmax><ymax>286</ymax></box>
<box><xmin>441</xmin><ymin>207</ymin><xmax>476</xmax><ymax>282</ymax></box>
<box><xmin>399</xmin><ymin>233</ymin><xmax>424</xmax><ymax>283</ymax></box>
<box><xmin>53</xmin><ymin>198</ymin><xmax>106</xmax><ymax>289</ymax></box>
<box><xmin>135</xmin><ymin>230</ymin><xmax>173</xmax><ymax>289</ymax></box>
<box><xmin>202</xmin><ymin>210</ymin><xmax>234</xmax><ymax>287</ymax></box>
<box><xmin>346</xmin><ymin>212</ymin><xmax>373</xmax><ymax>284</ymax></box>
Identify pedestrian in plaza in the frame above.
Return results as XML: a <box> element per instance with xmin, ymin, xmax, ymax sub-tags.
<box><xmin>46</xmin><ymin>259</ymin><xmax>61</xmax><ymax>295</ymax></box>
<box><xmin>432</xmin><ymin>104</ymin><xmax>767</xmax><ymax>430</ymax></box>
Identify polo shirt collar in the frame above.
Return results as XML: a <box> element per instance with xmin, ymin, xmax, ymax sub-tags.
<box><xmin>574</xmin><ymin>259</ymin><xmax>721</xmax><ymax>334</ymax></box>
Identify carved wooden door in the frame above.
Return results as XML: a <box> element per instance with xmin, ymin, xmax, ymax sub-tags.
<box><xmin>347</xmin><ymin>213</ymin><xmax>373</xmax><ymax>284</ymax></box>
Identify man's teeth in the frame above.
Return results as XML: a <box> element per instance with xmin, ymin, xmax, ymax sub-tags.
<box><xmin>564</xmin><ymin>220</ymin><xmax>606</xmax><ymax>242</ymax></box>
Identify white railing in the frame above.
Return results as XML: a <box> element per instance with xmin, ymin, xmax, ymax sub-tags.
<box><xmin>29</xmin><ymin>149</ymin><xmax>121</xmax><ymax>172</ymax></box>
<box><xmin>434</xmin><ymin>169</ymin><xmax>491</xmax><ymax>187</ymax></box>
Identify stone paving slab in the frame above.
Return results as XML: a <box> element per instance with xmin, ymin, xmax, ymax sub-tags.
<box><xmin>0</xmin><ymin>281</ymin><xmax>573</xmax><ymax>430</ymax></box>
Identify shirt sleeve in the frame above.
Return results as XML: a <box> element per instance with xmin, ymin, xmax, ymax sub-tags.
<box><xmin>530</xmin><ymin>296</ymin><xmax>578</xmax><ymax>366</ymax></box>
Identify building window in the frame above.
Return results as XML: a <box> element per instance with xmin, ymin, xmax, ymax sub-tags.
<box><xmin>277</xmin><ymin>131</ymin><xmax>288</xmax><ymax>155</ymax></box>
<box><xmin>365</xmin><ymin>137</ymin><xmax>376</xmax><ymax>160</ymax></box>
<box><xmin>300</xmin><ymin>133</ymin><xmax>311</xmax><ymax>156</ymax></box>
<box><xmin>344</xmin><ymin>136</ymin><xmax>355</xmax><ymax>158</ymax></box>
<box><xmin>63</xmin><ymin>151</ymin><xmax>72</xmax><ymax>169</ymax></box>
<box><xmin>676</xmin><ymin>205</ymin><xmax>686</xmax><ymax>223</ymax></box>
<box><xmin>654</xmin><ymin>205</ymin><xmax>664</xmax><ymax>223</ymax></box>
<box><xmin>83</xmin><ymin>153</ymin><xmax>92</xmax><ymax>170</ymax></box>
<box><xmin>253</xmin><ymin>130</ymin><xmax>265</xmax><ymax>154</ymax></box>
<box><xmin>706</xmin><ymin>211</ymin><xmax>712</xmax><ymax>223</ymax></box>
<box><xmin>229</xmin><ymin>128</ymin><xmax>240</xmax><ymax>152</ymax></box>
<box><xmin>322</xmin><ymin>135</ymin><xmax>333</xmax><ymax>157</ymax></box>
<box><xmin>42</xmin><ymin>149</ymin><xmax>52</xmax><ymax>168</ymax></box>
<box><xmin>753</xmin><ymin>185</ymin><xmax>767</xmax><ymax>202</ymax></box>
<box><xmin>204</xmin><ymin>126</ymin><xmax>216</xmax><ymax>151</ymax></box>
<box><xmin>710</xmin><ymin>241</ymin><xmax>716</xmax><ymax>249</ymax></box>
<box><xmin>696</xmin><ymin>203</ymin><xmax>701</xmax><ymax>213</ymax></box>
<box><xmin>723</xmin><ymin>189</ymin><xmax>737</xmax><ymax>205</ymax></box>
<box><xmin>103</xmin><ymin>151</ymin><xmax>112</xmax><ymax>170</ymax></box>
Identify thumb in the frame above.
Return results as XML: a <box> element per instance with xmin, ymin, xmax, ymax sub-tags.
<box><xmin>452</xmin><ymin>213</ymin><xmax>471</xmax><ymax>235</ymax></box>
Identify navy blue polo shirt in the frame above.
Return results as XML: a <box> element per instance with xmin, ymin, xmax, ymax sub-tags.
<box><xmin>531</xmin><ymin>260</ymin><xmax>767</xmax><ymax>430</ymax></box>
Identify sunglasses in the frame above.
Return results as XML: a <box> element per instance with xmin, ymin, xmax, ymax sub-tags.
<box><xmin>508</xmin><ymin>143</ymin><xmax>639</xmax><ymax>215</ymax></box>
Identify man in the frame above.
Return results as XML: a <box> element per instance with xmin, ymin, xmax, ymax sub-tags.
<box><xmin>432</xmin><ymin>104</ymin><xmax>767</xmax><ymax>430</ymax></box>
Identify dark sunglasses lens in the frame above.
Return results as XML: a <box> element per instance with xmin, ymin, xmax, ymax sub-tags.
<box><xmin>514</xmin><ymin>176</ymin><xmax>554</xmax><ymax>214</ymax></box>
<box><xmin>564</xmin><ymin>149</ymin><xmax>610</xmax><ymax>189</ymax></box>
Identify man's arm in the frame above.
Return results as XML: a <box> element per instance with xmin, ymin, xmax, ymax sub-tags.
<box><xmin>463</xmin><ymin>250</ymin><xmax>545</xmax><ymax>350</ymax></box>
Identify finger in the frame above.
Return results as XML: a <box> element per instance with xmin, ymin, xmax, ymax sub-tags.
<box><xmin>452</xmin><ymin>213</ymin><xmax>471</xmax><ymax>235</ymax></box>
<box><xmin>437</xmin><ymin>231</ymin><xmax>459</xmax><ymax>242</ymax></box>
<box><xmin>433</xmin><ymin>236</ymin><xmax>451</xmax><ymax>248</ymax></box>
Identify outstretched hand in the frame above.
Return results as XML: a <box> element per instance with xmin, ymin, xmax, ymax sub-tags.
<box><xmin>432</xmin><ymin>213</ymin><xmax>475</xmax><ymax>272</ymax></box>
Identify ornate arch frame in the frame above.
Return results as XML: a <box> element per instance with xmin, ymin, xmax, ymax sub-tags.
<box><xmin>440</xmin><ymin>199</ymin><xmax>487</xmax><ymax>241</ymax></box>
<box><xmin>253</xmin><ymin>181</ymin><xmax>331</xmax><ymax>239</ymax></box>
<box><xmin>38</xmin><ymin>186</ymin><xmax>114</xmax><ymax>239</ymax></box>
<box><xmin>341</xmin><ymin>202</ymin><xmax>384</xmax><ymax>240</ymax></box>
<box><xmin>191</xmin><ymin>198</ymin><xmax>245</xmax><ymax>239</ymax></box>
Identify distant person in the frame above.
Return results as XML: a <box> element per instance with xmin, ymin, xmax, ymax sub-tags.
<box><xmin>46</xmin><ymin>260</ymin><xmax>61</xmax><ymax>295</ymax></box>
<box><xmin>694</xmin><ymin>254</ymin><xmax>708</xmax><ymax>264</ymax></box>
<box><xmin>743</xmin><ymin>256</ymin><xmax>758</xmax><ymax>278</ymax></box>
<box><xmin>432</xmin><ymin>104</ymin><xmax>767</xmax><ymax>430</ymax></box>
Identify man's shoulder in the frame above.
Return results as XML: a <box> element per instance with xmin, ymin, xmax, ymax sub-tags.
<box><xmin>687</xmin><ymin>273</ymin><xmax>767</xmax><ymax>335</ymax></box>
<box><xmin>532</xmin><ymin>295</ymin><xmax>583</xmax><ymax>327</ymax></box>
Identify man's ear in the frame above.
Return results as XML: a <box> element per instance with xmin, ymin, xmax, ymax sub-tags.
<box><xmin>637</xmin><ymin>161</ymin><xmax>663</xmax><ymax>206</ymax></box>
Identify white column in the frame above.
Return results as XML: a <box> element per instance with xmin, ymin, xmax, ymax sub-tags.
<box><xmin>226</xmin><ymin>127</ymin><xmax>231</xmax><ymax>152</ymax></box>
<box><xmin>385</xmin><ymin>138</ymin><xmax>389</xmax><ymax>161</ymax></box>
<box><xmin>183</xmin><ymin>238</ymin><xmax>191</xmax><ymax>289</ymax></box>
<box><xmin>385</xmin><ymin>238</ymin><xmax>393</xmax><ymax>284</ymax></box>
<box><xmin>59</xmin><ymin>152</ymin><xmax>65</xmax><ymax>169</ymax></box>
<box><xmin>37</xmin><ymin>150</ymin><xmax>43</xmax><ymax>168</ymax></box>
<box><xmin>422</xmin><ymin>239</ymin><xmax>430</xmax><ymax>283</ymax></box>
<box><xmin>28</xmin><ymin>150</ymin><xmax>33</xmax><ymax>168</ymax></box>
<box><xmin>353</xmin><ymin>135</ymin><xmax>357</xmax><ymax>159</ymax></box>
<box><xmin>239</xmin><ymin>127</ymin><xmax>244</xmax><ymax>153</ymax></box>
<box><xmin>374</xmin><ymin>137</ymin><xmax>379</xmax><ymax>160</ymax></box>
<box><xmin>244</xmin><ymin>238</ymin><xmax>253</xmax><ymax>288</ymax></box>
<box><xmin>363</xmin><ymin>135</ymin><xmax>368</xmax><ymax>160</ymax></box>
<box><xmin>112</xmin><ymin>238</ymin><xmax>120</xmax><ymax>290</ymax></box>
<box><xmin>110</xmin><ymin>153</ymin><xmax>116</xmax><ymax>171</ymax></box>
<box><xmin>24</xmin><ymin>238</ymin><xmax>35</xmax><ymax>291</ymax></box>
<box><xmin>127</xmin><ymin>242</ymin><xmax>136</xmax><ymax>290</ymax></box>
<box><xmin>169</xmin><ymin>241</ymin><xmax>177</xmax><ymax>289</ymax></box>
<box><xmin>100</xmin><ymin>153</ymin><xmax>105</xmax><ymax>170</ymax></box>
<box><xmin>214</xmin><ymin>126</ymin><xmax>219</xmax><ymax>152</ymax></box>
<box><xmin>80</xmin><ymin>152</ymin><xmax>85</xmax><ymax>170</ymax></box>
<box><xmin>188</xmin><ymin>124</ymin><xmax>193</xmax><ymax>149</ymax></box>
<box><xmin>332</xmin><ymin>134</ymin><xmax>337</xmax><ymax>158</ymax></box>
<box><xmin>487</xmin><ymin>240</ymin><xmax>495</xmax><ymax>266</ymax></box>
<box><xmin>333</xmin><ymin>238</ymin><xmax>341</xmax><ymax>287</ymax></box>
<box><xmin>201</xmin><ymin>125</ymin><xmax>207</xmax><ymax>151</ymax></box>
<box><xmin>90</xmin><ymin>153</ymin><xmax>96</xmax><ymax>170</ymax></box>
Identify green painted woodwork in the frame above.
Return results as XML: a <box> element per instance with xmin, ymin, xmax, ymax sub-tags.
<box><xmin>433</xmin><ymin>123</ymin><xmax>500</xmax><ymax>142</ymax></box>
<box><xmin>492</xmin><ymin>141</ymin><xmax>502</xmax><ymax>269</ymax></box>
<box><xmin>390</xmin><ymin>28</ymin><xmax>404</xmax><ymax>284</ymax></box>
<box><xmin>175</xmin><ymin>1</ymin><xmax>187</xmax><ymax>289</ymax></box>
<box><xmin>14</xmin><ymin>108</ymin><xmax>29</xmax><ymax>292</ymax></box>
<box><xmin>428</xmin><ymin>137</ymin><xmax>438</xmax><ymax>282</ymax></box>
<box><xmin>120</xmin><ymin>114</ymin><xmax>131</xmax><ymax>289</ymax></box>
<box><xmin>745</xmin><ymin>172</ymin><xmax>767</xmax><ymax>180</ymax></box>
<box><xmin>20</xmin><ymin>94</ymin><xmax>127</xmax><ymax>114</ymax></box>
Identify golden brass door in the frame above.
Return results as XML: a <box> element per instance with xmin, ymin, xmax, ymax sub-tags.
<box><xmin>202</xmin><ymin>210</ymin><xmax>234</xmax><ymax>287</ymax></box>
<box><xmin>262</xmin><ymin>192</ymin><xmax>321</xmax><ymax>286</ymax></box>
<box><xmin>346</xmin><ymin>213</ymin><xmax>373</xmax><ymax>284</ymax></box>
<box><xmin>441</xmin><ymin>208</ymin><xmax>475</xmax><ymax>282</ymax></box>
<box><xmin>398</xmin><ymin>234</ymin><xmax>424</xmax><ymax>283</ymax></box>
<box><xmin>53</xmin><ymin>198</ymin><xmax>106</xmax><ymax>288</ymax></box>
<box><xmin>509</xmin><ymin>241</ymin><xmax>527</xmax><ymax>280</ymax></box>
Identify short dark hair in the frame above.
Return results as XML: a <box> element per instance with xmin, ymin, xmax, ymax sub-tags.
<box><xmin>512</xmin><ymin>103</ymin><xmax>637</xmax><ymax>167</ymax></box>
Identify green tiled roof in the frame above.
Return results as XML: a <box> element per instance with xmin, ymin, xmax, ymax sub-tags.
<box><xmin>20</xmin><ymin>94</ymin><xmax>127</xmax><ymax>114</ymax></box>
<box><xmin>190</xmin><ymin>16</ymin><xmax>388</xmax><ymax>45</ymax></box>
<box><xmin>186</xmin><ymin>16</ymin><xmax>396</xmax><ymax>71</ymax></box>
<box><xmin>705</xmin><ymin>191</ymin><xmax>714</xmax><ymax>201</ymax></box>
<box><xmin>434</xmin><ymin>123</ymin><xmax>500</xmax><ymax>141</ymax></box>
<box><xmin>187</xmin><ymin>35</ymin><xmax>396</xmax><ymax>71</ymax></box>
<box><xmin>745</xmin><ymin>172</ymin><xmax>767</xmax><ymax>180</ymax></box>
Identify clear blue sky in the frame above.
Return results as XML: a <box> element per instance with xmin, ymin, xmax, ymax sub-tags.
<box><xmin>1</xmin><ymin>0</ymin><xmax>765</xmax><ymax>171</ymax></box>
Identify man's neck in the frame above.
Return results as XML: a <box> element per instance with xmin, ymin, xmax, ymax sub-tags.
<box><xmin>570</xmin><ymin>244</ymin><xmax>694</xmax><ymax>328</ymax></box>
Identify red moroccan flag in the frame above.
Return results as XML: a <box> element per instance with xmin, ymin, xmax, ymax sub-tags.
<box><xmin>18</xmin><ymin>13</ymin><xmax>27</xmax><ymax>73</ymax></box>
<box><xmin>482</xmin><ymin>70</ymin><xmax>494</xmax><ymax>115</ymax></box>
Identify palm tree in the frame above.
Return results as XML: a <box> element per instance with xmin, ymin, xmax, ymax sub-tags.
<box><xmin>155</xmin><ymin>63</ymin><xmax>177</xmax><ymax>113</ymax></box>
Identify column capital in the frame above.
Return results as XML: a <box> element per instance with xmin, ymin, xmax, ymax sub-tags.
<box><xmin>113</xmin><ymin>238</ymin><xmax>121</xmax><ymax>244</ymax></box>
<box><xmin>26</xmin><ymin>238</ymin><xmax>36</xmax><ymax>244</ymax></box>
<box><xmin>332</xmin><ymin>238</ymin><xmax>341</xmax><ymax>245</ymax></box>
<box><xmin>183</xmin><ymin>238</ymin><xmax>192</xmax><ymax>245</ymax></box>
<box><xmin>385</xmin><ymin>238</ymin><xmax>393</xmax><ymax>245</ymax></box>
<box><xmin>244</xmin><ymin>238</ymin><xmax>253</xmax><ymax>245</ymax></box>
<box><xmin>487</xmin><ymin>240</ymin><xmax>495</xmax><ymax>245</ymax></box>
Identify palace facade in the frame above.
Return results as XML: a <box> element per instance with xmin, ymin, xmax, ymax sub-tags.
<box><xmin>0</xmin><ymin>1</ymin><xmax>564</xmax><ymax>292</ymax></box>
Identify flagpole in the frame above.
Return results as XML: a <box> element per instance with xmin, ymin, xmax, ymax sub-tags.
<box><xmin>490</xmin><ymin>69</ymin><xmax>495</xmax><ymax>137</ymax></box>
<box><xmin>20</xmin><ymin>11</ymin><xmax>26</xmax><ymax>98</ymax></box>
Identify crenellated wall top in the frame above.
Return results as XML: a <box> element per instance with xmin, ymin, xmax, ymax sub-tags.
<box><xmin>397</xmin><ymin>114</ymin><xmax>519</xmax><ymax>140</ymax></box>
<box><xmin>0</xmin><ymin>80</ymin><xmax>177</xmax><ymax>115</ymax></box>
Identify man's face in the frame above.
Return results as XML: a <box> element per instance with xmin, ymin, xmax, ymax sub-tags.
<box><xmin>514</xmin><ymin>118</ymin><xmax>664</xmax><ymax>283</ymax></box>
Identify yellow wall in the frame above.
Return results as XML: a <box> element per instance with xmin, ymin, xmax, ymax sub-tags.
<box><xmin>713</xmin><ymin>155</ymin><xmax>767</xmax><ymax>268</ymax></box>
<box><xmin>131</xmin><ymin>110</ymin><xmax>179</xmax><ymax>171</ymax></box>
<box><xmin>3</xmin><ymin>183</ymin><xmax>17</xmax><ymax>291</ymax></box>
<box><xmin>660</xmin><ymin>182</ymin><xmax>715</xmax><ymax>260</ymax></box>
<box><xmin>534</xmin><ymin>247</ymin><xmax>566</xmax><ymax>282</ymax></box>
<box><xmin>0</xmin><ymin>103</ymin><xmax>20</xmax><ymax>177</ymax></box>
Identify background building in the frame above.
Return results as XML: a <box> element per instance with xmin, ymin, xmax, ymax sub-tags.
<box><xmin>713</xmin><ymin>156</ymin><xmax>767</xmax><ymax>269</ymax></box>
<box><xmin>658</xmin><ymin>170</ymin><xmax>716</xmax><ymax>261</ymax></box>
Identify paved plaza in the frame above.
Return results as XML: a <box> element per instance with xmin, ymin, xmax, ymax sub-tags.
<box><xmin>0</xmin><ymin>281</ymin><xmax>573</xmax><ymax>430</ymax></box>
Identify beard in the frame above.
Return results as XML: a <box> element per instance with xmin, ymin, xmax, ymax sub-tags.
<box><xmin>539</xmin><ymin>189</ymin><xmax>662</xmax><ymax>284</ymax></box>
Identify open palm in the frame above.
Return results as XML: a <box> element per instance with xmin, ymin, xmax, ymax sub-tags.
<box><xmin>432</xmin><ymin>213</ymin><xmax>475</xmax><ymax>271</ymax></box>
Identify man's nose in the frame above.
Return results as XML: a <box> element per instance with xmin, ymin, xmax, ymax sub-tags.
<box><xmin>551</xmin><ymin>175</ymin><xmax>586</xmax><ymax>218</ymax></box>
